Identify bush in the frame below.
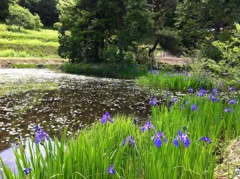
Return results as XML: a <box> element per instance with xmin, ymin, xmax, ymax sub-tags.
<box><xmin>191</xmin><ymin>24</ymin><xmax>240</xmax><ymax>89</ymax></box>
<box><xmin>6</xmin><ymin>4</ymin><xmax>43</xmax><ymax>31</ymax></box>
<box><xmin>53</xmin><ymin>22</ymin><xmax>62</xmax><ymax>30</ymax></box>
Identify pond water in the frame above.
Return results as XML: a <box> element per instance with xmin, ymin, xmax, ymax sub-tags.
<box><xmin>0</xmin><ymin>69</ymin><xmax>154</xmax><ymax>170</ymax></box>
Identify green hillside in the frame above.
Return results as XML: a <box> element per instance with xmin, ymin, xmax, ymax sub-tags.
<box><xmin>0</xmin><ymin>24</ymin><xmax>59</xmax><ymax>58</ymax></box>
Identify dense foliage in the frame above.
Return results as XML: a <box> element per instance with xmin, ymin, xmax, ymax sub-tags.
<box><xmin>6</xmin><ymin>3</ymin><xmax>43</xmax><ymax>30</ymax></box>
<box><xmin>56</xmin><ymin>0</ymin><xmax>240</xmax><ymax>63</ymax></box>
<box><xmin>191</xmin><ymin>24</ymin><xmax>240</xmax><ymax>89</ymax></box>
<box><xmin>19</xmin><ymin>0</ymin><xmax>59</xmax><ymax>26</ymax></box>
<box><xmin>57</xmin><ymin>0</ymin><xmax>153</xmax><ymax>63</ymax></box>
<box><xmin>0</xmin><ymin>0</ymin><xmax>9</xmax><ymax>22</ymax></box>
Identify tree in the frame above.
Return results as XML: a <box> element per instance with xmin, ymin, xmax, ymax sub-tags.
<box><xmin>192</xmin><ymin>24</ymin><xmax>240</xmax><ymax>88</ymax></box>
<box><xmin>6</xmin><ymin>3</ymin><xmax>43</xmax><ymax>31</ymax></box>
<box><xmin>58</xmin><ymin>0</ymin><xmax>153</xmax><ymax>63</ymax></box>
<box><xmin>0</xmin><ymin>0</ymin><xmax>9</xmax><ymax>22</ymax></box>
<box><xmin>175</xmin><ymin>0</ymin><xmax>240</xmax><ymax>50</ymax></box>
<box><xmin>19</xmin><ymin>0</ymin><xmax>59</xmax><ymax>26</ymax></box>
<box><xmin>147</xmin><ymin>0</ymin><xmax>180</xmax><ymax>56</ymax></box>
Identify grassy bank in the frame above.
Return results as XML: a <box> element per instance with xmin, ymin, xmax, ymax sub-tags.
<box><xmin>1</xmin><ymin>89</ymin><xmax>239</xmax><ymax>178</ymax></box>
<box><xmin>63</xmin><ymin>62</ymin><xmax>148</xmax><ymax>79</ymax></box>
<box><xmin>137</xmin><ymin>70</ymin><xmax>215</xmax><ymax>92</ymax></box>
<box><xmin>0</xmin><ymin>24</ymin><xmax>59</xmax><ymax>58</ymax></box>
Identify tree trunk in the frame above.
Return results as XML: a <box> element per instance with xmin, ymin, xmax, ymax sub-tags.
<box><xmin>149</xmin><ymin>35</ymin><xmax>160</xmax><ymax>57</ymax></box>
<box><xmin>93</xmin><ymin>41</ymin><xmax>101</xmax><ymax>62</ymax></box>
<box><xmin>82</xmin><ymin>40</ymin><xmax>89</xmax><ymax>63</ymax></box>
<box><xmin>117</xmin><ymin>1</ymin><xmax>124</xmax><ymax>61</ymax></box>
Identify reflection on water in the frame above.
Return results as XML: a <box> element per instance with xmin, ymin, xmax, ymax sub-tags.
<box><xmin>0</xmin><ymin>138</ymin><xmax>55</xmax><ymax>176</ymax></box>
<box><xmin>0</xmin><ymin>69</ymin><xmax>153</xmax><ymax>153</ymax></box>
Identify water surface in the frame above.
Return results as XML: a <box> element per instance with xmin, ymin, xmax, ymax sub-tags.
<box><xmin>0</xmin><ymin>69</ymin><xmax>153</xmax><ymax>152</ymax></box>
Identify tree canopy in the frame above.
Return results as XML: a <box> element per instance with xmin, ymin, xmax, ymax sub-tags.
<box><xmin>0</xmin><ymin>0</ymin><xmax>9</xmax><ymax>22</ymax></box>
<box><xmin>6</xmin><ymin>3</ymin><xmax>43</xmax><ymax>30</ymax></box>
<box><xmin>19</xmin><ymin>0</ymin><xmax>59</xmax><ymax>26</ymax></box>
<box><xmin>57</xmin><ymin>0</ymin><xmax>153</xmax><ymax>63</ymax></box>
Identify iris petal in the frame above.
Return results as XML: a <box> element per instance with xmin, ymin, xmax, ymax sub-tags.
<box><xmin>154</xmin><ymin>138</ymin><xmax>162</xmax><ymax>148</ymax></box>
<box><xmin>184</xmin><ymin>137</ymin><xmax>190</xmax><ymax>147</ymax></box>
<box><xmin>173</xmin><ymin>138</ymin><xmax>179</xmax><ymax>147</ymax></box>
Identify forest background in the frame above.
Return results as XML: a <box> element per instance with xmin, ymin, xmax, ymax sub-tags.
<box><xmin>0</xmin><ymin>0</ymin><xmax>240</xmax><ymax>86</ymax></box>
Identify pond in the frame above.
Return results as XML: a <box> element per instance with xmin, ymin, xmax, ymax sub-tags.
<box><xmin>0</xmin><ymin>69</ymin><xmax>154</xmax><ymax>170</ymax></box>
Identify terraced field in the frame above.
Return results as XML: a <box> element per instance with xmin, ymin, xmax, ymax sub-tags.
<box><xmin>0</xmin><ymin>24</ymin><xmax>59</xmax><ymax>58</ymax></box>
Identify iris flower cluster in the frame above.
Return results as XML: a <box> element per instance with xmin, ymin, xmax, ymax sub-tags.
<box><xmin>207</xmin><ymin>88</ymin><xmax>220</xmax><ymax>102</ymax></box>
<box><xmin>103</xmin><ymin>84</ymin><xmax>237</xmax><ymax>175</ymax></box>
<box><xmin>196</xmin><ymin>89</ymin><xmax>209</xmax><ymax>97</ymax></box>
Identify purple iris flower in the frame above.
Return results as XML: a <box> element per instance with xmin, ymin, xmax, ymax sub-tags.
<box><xmin>224</xmin><ymin>107</ymin><xmax>232</xmax><ymax>112</ymax></box>
<box><xmin>108</xmin><ymin>165</ymin><xmax>115</xmax><ymax>174</ymax></box>
<box><xmin>167</xmin><ymin>72</ymin><xmax>174</xmax><ymax>77</ymax></box>
<box><xmin>196</xmin><ymin>89</ymin><xmax>209</xmax><ymax>97</ymax></box>
<box><xmin>141</xmin><ymin>121</ymin><xmax>156</xmax><ymax>132</ymax></box>
<box><xmin>199</xmin><ymin>136</ymin><xmax>212</xmax><ymax>143</ymax></box>
<box><xmin>101</xmin><ymin>112</ymin><xmax>114</xmax><ymax>124</ymax></box>
<box><xmin>151</xmin><ymin>131</ymin><xmax>168</xmax><ymax>148</ymax></box>
<box><xmin>183</xmin><ymin>70</ymin><xmax>188</xmax><ymax>76</ymax></box>
<box><xmin>173</xmin><ymin>130</ymin><xmax>190</xmax><ymax>147</ymax></box>
<box><xmin>188</xmin><ymin>88</ymin><xmax>194</xmax><ymax>93</ymax></box>
<box><xmin>180</xmin><ymin>100</ymin><xmax>189</xmax><ymax>109</ymax></box>
<box><xmin>212</xmin><ymin>88</ymin><xmax>218</xmax><ymax>96</ymax></box>
<box><xmin>208</xmin><ymin>94</ymin><xmax>219</xmax><ymax>102</ymax></box>
<box><xmin>23</xmin><ymin>167</ymin><xmax>32</xmax><ymax>175</ymax></box>
<box><xmin>191</xmin><ymin>104</ymin><xmax>198</xmax><ymax>111</ymax></box>
<box><xmin>151</xmin><ymin>70</ymin><xmax>159</xmax><ymax>75</ymax></box>
<box><xmin>34</xmin><ymin>125</ymin><xmax>40</xmax><ymax>132</ymax></box>
<box><xmin>149</xmin><ymin>97</ymin><xmax>157</xmax><ymax>106</ymax></box>
<box><xmin>229</xmin><ymin>99</ymin><xmax>237</xmax><ymax>104</ymax></box>
<box><xmin>122</xmin><ymin>136</ymin><xmax>135</xmax><ymax>147</ymax></box>
<box><xmin>35</xmin><ymin>129</ymin><xmax>49</xmax><ymax>144</ymax></box>
<box><xmin>132</xmin><ymin>118</ymin><xmax>137</xmax><ymax>125</ymax></box>
<box><xmin>169</xmin><ymin>97</ymin><xmax>178</xmax><ymax>107</ymax></box>
<box><xmin>229</xmin><ymin>86</ymin><xmax>236</xmax><ymax>91</ymax></box>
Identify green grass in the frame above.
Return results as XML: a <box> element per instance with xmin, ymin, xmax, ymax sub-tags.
<box><xmin>137</xmin><ymin>71</ymin><xmax>214</xmax><ymax>92</ymax></box>
<box><xmin>0</xmin><ymin>24</ymin><xmax>59</xmax><ymax>58</ymax></box>
<box><xmin>63</xmin><ymin>62</ymin><xmax>148</xmax><ymax>79</ymax></box>
<box><xmin>11</xmin><ymin>63</ymin><xmax>62</xmax><ymax>69</ymax></box>
<box><xmin>1</xmin><ymin>93</ymin><xmax>239</xmax><ymax>178</ymax></box>
<box><xmin>0</xmin><ymin>49</ymin><xmax>31</xmax><ymax>57</ymax></box>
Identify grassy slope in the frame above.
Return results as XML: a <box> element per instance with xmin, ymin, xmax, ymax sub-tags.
<box><xmin>0</xmin><ymin>24</ymin><xmax>59</xmax><ymax>58</ymax></box>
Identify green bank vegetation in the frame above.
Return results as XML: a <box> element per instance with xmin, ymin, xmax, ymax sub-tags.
<box><xmin>0</xmin><ymin>24</ymin><xmax>59</xmax><ymax>58</ymax></box>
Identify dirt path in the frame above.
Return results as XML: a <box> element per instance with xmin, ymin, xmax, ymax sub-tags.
<box><xmin>0</xmin><ymin>58</ymin><xmax>67</xmax><ymax>68</ymax></box>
